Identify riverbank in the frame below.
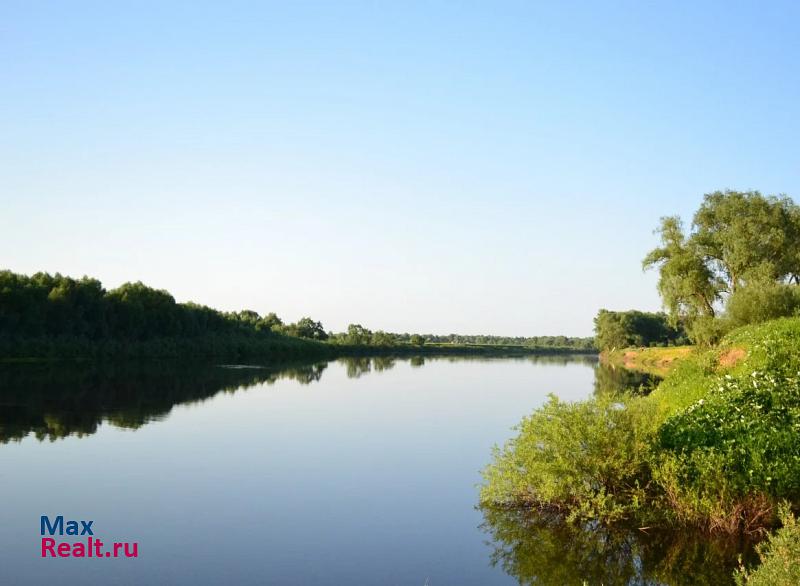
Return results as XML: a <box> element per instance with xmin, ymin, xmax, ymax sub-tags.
<box><xmin>482</xmin><ymin>317</ymin><xmax>800</xmax><ymax>583</ymax></box>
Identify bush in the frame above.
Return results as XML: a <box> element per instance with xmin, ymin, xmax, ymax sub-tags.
<box><xmin>480</xmin><ymin>394</ymin><xmax>653</xmax><ymax>523</ymax></box>
<box><xmin>726</xmin><ymin>283</ymin><xmax>800</xmax><ymax>329</ymax></box>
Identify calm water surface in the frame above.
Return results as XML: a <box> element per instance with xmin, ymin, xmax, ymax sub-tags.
<box><xmin>0</xmin><ymin>356</ymin><xmax>742</xmax><ymax>585</ymax></box>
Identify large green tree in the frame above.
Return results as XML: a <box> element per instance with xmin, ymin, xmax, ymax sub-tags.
<box><xmin>644</xmin><ymin>191</ymin><xmax>800</xmax><ymax>326</ymax></box>
<box><xmin>692</xmin><ymin>190</ymin><xmax>800</xmax><ymax>291</ymax></box>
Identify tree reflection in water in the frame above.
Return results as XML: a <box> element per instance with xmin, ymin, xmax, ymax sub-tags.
<box><xmin>594</xmin><ymin>362</ymin><xmax>662</xmax><ymax>396</ymax></box>
<box><xmin>0</xmin><ymin>354</ymin><xmax>600</xmax><ymax>443</ymax></box>
<box><xmin>480</xmin><ymin>506</ymin><xmax>756</xmax><ymax>586</ymax></box>
<box><xmin>0</xmin><ymin>360</ymin><xmax>329</xmax><ymax>443</ymax></box>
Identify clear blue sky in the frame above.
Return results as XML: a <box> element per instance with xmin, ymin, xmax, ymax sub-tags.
<box><xmin>2</xmin><ymin>1</ymin><xmax>798</xmax><ymax>336</ymax></box>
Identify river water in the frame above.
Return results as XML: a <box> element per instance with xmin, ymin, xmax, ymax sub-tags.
<box><xmin>0</xmin><ymin>356</ymin><xmax>743</xmax><ymax>585</ymax></box>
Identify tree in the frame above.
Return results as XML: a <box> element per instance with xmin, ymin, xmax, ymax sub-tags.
<box><xmin>692</xmin><ymin>190</ymin><xmax>800</xmax><ymax>291</ymax></box>
<box><xmin>345</xmin><ymin>323</ymin><xmax>372</xmax><ymax>345</ymax></box>
<box><xmin>643</xmin><ymin>216</ymin><xmax>721</xmax><ymax>323</ymax></box>
<box><xmin>643</xmin><ymin>191</ymin><xmax>800</xmax><ymax>342</ymax></box>
<box><xmin>371</xmin><ymin>330</ymin><xmax>395</xmax><ymax>346</ymax></box>
<box><xmin>410</xmin><ymin>334</ymin><xmax>425</xmax><ymax>346</ymax></box>
<box><xmin>291</xmin><ymin>317</ymin><xmax>328</xmax><ymax>340</ymax></box>
<box><xmin>257</xmin><ymin>312</ymin><xmax>283</xmax><ymax>332</ymax></box>
<box><xmin>235</xmin><ymin>310</ymin><xmax>261</xmax><ymax>325</ymax></box>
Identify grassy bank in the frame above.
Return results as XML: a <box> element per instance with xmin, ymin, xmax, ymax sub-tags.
<box><xmin>482</xmin><ymin>317</ymin><xmax>800</xmax><ymax>582</ymax></box>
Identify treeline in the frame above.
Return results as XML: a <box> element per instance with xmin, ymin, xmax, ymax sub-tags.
<box><xmin>0</xmin><ymin>271</ymin><xmax>332</xmax><ymax>360</ymax></box>
<box><xmin>0</xmin><ymin>270</ymin><xmax>593</xmax><ymax>360</ymax></box>
<box><xmin>401</xmin><ymin>332</ymin><xmax>594</xmax><ymax>349</ymax></box>
<box><xmin>327</xmin><ymin>323</ymin><xmax>594</xmax><ymax>350</ymax></box>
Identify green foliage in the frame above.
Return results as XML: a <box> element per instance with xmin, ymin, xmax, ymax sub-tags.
<box><xmin>370</xmin><ymin>330</ymin><xmax>395</xmax><ymax>346</ymax></box>
<box><xmin>656</xmin><ymin>371</ymin><xmax>800</xmax><ymax>528</ymax></box>
<box><xmin>736</xmin><ymin>506</ymin><xmax>800</xmax><ymax>585</ymax></box>
<box><xmin>409</xmin><ymin>334</ymin><xmax>425</xmax><ymax>346</ymax></box>
<box><xmin>257</xmin><ymin>311</ymin><xmax>283</xmax><ymax>332</ymax></box>
<box><xmin>0</xmin><ymin>269</ymin><xmax>594</xmax><ymax>359</ymax></box>
<box><xmin>643</xmin><ymin>215</ymin><xmax>721</xmax><ymax>322</ymax></box>
<box><xmin>0</xmin><ymin>270</ymin><xmax>330</xmax><ymax>360</ymax></box>
<box><xmin>328</xmin><ymin>325</ymin><xmax>398</xmax><ymax>347</ymax></box>
<box><xmin>594</xmin><ymin>309</ymin><xmax>686</xmax><ymax>350</ymax></box>
<box><xmin>342</xmin><ymin>323</ymin><xmax>374</xmax><ymax>345</ymax></box>
<box><xmin>481</xmin><ymin>507</ymin><xmax>749</xmax><ymax>586</ymax></box>
<box><xmin>385</xmin><ymin>332</ymin><xmax>595</xmax><ymax>349</ymax></box>
<box><xmin>279</xmin><ymin>317</ymin><xmax>328</xmax><ymax>340</ymax></box>
<box><xmin>480</xmin><ymin>394</ymin><xmax>653</xmax><ymax>524</ymax></box>
<box><xmin>725</xmin><ymin>282</ymin><xmax>800</xmax><ymax>329</ymax></box>
<box><xmin>483</xmin><ymin>317</ymin><xmax>800</xmax><ymax>541</ymax></box>
<box><xmin>693</xmin><ymin>190</ymin><xmax>800</xmax><ymax>289</ymax></box>
<box><xmin>649</xmin><ymin>318</ymin><xmax>800</xmax><ymax>529</ymax></box>
<box><xmin>643</xmin><ymin>191</ymin><xmax>800</xmax><ymax>339</ymax></box>
<box><xmin>686</xmin><ymin>315</ymin><xmax>731</xmax><ymax>346</ymax></box>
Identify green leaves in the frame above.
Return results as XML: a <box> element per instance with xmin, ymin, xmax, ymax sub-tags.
<box><xmin>593</xmin><ymin>309</ymin><xmax>686</xmax><ymax>351</ymax></box>
<box><xmin>643</xmin><ymin>215</ymin><xmax>721</xmax><ymax>324</ymax></box>
<box><xmin>643</xmin><ymin>191</ymin><xmax>800</xmax><ymax>341</ymax></box>
<box><xmin>481</xmin><ymin>394</ymin><xmax>652</xmax><ymax>524</ymax></box>
<box><xmin>736</xmin><ymin>506</ymin><xmax>800</xmax><ymax>585</ymax></box>
<box><xmin>657</xmin><ymin>370</ymin><xmax>800</xmax><ymax>498</ymax></box>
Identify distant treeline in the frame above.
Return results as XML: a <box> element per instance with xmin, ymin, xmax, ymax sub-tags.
<box><xmin>0</xmin><ymin>270</ymin><xmax>594</xmax><ymax>360</ymax></box>
<box><xmin>326</xmin><ymin>323</ymin><xmax>594</xmax><ymax>350</ymax></box>
<box><xmin>593</xmin><ymin>309</ymin><xmax>687</xmax><ymax>351</ymax></box>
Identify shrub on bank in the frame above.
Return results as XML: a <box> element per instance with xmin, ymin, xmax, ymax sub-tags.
<box><xmin>480</xmin><ymin>394</ymin><xmax>654</xmax><ymax>523</ymax></box>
